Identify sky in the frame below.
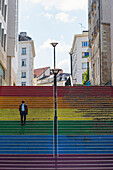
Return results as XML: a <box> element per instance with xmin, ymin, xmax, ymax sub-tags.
<box><xmin>19</xmin><ymin>0</ymin><xmax>88</xmax><ymax>73</ymax></box>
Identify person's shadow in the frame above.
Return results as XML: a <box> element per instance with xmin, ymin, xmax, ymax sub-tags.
<box><xmin>20</xmin><ymin>124</ymin><xmax>26</xmax><ymax>135</ymax></box>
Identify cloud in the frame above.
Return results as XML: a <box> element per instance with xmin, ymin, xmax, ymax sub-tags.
<box><xmin>56</xmin><ymin>12</ymin><xmax>76</xmax><ymax>23</ymax></box>
<box><xmin>58</xmin><ymin>59</ymin><xmax>70</xmax><ymax>73</ymax></box>
<box><xmin>39</xmin><ymin>38</ymin><xmax>70</xmax><ymax>53</ymax></box>
<box><xmin>44</xmin><ymin>13</ymin><xmax>53</xmax><ymax>19</ymax></box>
<box><xmin>26</xmin><ymin>0</ymin><xmax>88</xmax><ymax>11</ymax></box>
<box><xmin>25</xmin><ymin>15</ymin><xmax>30</xmax><ymax>20</ymax></box>
<box><xmin>37</xmin><ymin>38</ymin><xmax>70</xmax><ymax>72</ymax></box>
<box><xmin>38</xmin><ymin>39</ymin><xmax>53</xmax><ymax>51</ymax></box>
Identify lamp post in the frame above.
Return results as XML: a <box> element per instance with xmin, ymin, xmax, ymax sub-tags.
<box><xmin>69</xmin><ymin>51</ymin><xmax>73</xmax><ymax>77</ymax></box>
<box><xmin>50</xmin><ymin>42</ymin><xmax>59</xmax><ymax>169</ymax></box>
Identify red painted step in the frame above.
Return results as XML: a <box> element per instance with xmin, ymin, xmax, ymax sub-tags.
<box><xmin>0</xmin><ymin>86</ymin><xmax>113</xmax><ymax>97</ymax></box>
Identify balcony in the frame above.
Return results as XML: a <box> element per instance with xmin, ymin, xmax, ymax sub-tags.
<box><xmin>88</xmin><ymin>12</ymin><xmax>91</xmax><ymax>23</ymax></box>
<box><xmin>89</xmin><ymin>39</ymin><xmax>92</xmax><ymax>48</ymax></box>
<box><xmin>94</xmin><ymin>0</ymin><xmax>96</xmax><ymax>9</ymax></box>
<box><xmin>94</xmin><ymin>26</ymin><xmax>97</xmax><ymax>38</ymax></box>
<box><xmin>91</xmin><ymin>32</ymin><xmax>94</xmax><ymax>44</ymax></box>
<box><xmin>98</xmin><ymin>0</ymin><xmax>100</xmax><ymax>7</ymax></box>
<box><xmin>97</xmin><ymin>19</ymin><xmax>99</xmax><ymax>32</ymax></box>
<box><xmin>91</xmin><ymin>3</ymin><xmax>94</xmax><ymax>15</ymax></box>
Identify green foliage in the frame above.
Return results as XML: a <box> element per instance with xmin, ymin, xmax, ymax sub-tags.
<box><xmin>82</xmin><ymin>69</ymin><xmax>89</xmax><ymax>85</ymax></box>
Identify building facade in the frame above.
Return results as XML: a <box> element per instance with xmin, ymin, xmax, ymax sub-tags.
<box><xmin>17</xmin><ymin>32</ymin><xmax>35</xmax><ymax>86</ymax></box>
<box><xmin>111</xmin><ymin>4</ymin><xmax>113</xmax><ymax>86</ymax></box>
<box><xmin>88</xmin><ymin>0</ymin><xmax>112</xmax><ymax>85</ymax></box>
<box><xmin>0</xmin><ymin>0</ymin><xmax>18</xmax><ymax>86</ymax></box>
<box><xmin>70</xmin><ymin>31</ymin><xmax>89</xmax><ymax>85</ymax></box>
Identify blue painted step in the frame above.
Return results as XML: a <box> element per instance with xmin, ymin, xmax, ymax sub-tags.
<box><xmin>0</xmin><ymin>135</ymin><xmax>113</xmax><ymax>154</ymax></box>
<box><xmin>0</xmin><ymin>135</ymin><xmax>54</xmax><ymax>154</ymax></box>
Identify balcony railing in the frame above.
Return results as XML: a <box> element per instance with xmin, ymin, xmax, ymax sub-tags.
<box><xmin>0</xmin><ymin>76</ymin><xmax>6</xmax><ymax>86</ymax></box>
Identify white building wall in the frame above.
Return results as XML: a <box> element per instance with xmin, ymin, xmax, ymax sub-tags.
<box><xmin>72</xmin><ymin>33</ymin><xmax>89</xmax><ymax>85</ymax></box>
<box><xmin>17</xmin><ymin>41</ymin><xmax>35</xmax><ymax>86</ymax></box>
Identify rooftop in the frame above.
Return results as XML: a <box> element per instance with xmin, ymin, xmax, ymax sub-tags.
<box><xmin>19</xmin><ymin>32</ymin><xmax>32</xmax><ymax>41</ymax></box>
<box><xmin>34</xmin><ymin>67</ymin><xmax>50</xmax><ymax>78</ymax></box>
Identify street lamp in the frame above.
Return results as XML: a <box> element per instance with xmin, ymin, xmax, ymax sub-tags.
<box><xmin>69</xmin><ymin>51</ymin><xmax>73</xmax><ymax>77</ymax></box>
<box><xmin>50</xmin><ymin>42</ymin><xmax>59</xmax><ymax>168</ymax></box>
<box><xmin>50</xmin><ymin>43</ymin><xmax>58</xmax><ymax>69</ymax></box>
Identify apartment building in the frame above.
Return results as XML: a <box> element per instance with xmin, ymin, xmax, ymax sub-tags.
<box><xmin>111</xmin><ymin>5</ymin><xmax>113</xmax><ymax>86</ymax></box>
<box><xmin>0</xmin><ymin>0</ymin><xmax>18</xmax><ymax>86</ymax></box>
<box><xmin>0</xmin><ymin>0</ymin><xmax>8</xmax><ymax>85</ymax></box>
<box><xmin>88</xmin><ymin>0</ymin><xmax>111</xmax><ymax>85</ymax></box>
<box><xmin>17</xmin><ymin>32</ymin><xmax>35</xmax><ymax>86</ymax></box>
<box><xmin>70</xmin><ymin>31</ymin><xmax>89</xmax><ymax>85</ymax></box>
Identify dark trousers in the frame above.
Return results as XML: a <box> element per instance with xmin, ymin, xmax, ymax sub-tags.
<box><xmin>20</xmin><ymin>112</ymin><xmax>26</xmax><ymax>125</ymax></box>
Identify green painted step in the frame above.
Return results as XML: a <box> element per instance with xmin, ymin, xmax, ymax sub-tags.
<box><xmin>0</xmin><ymin>121</ymin><xmax>53</xmax><ymax>135</ymax></box>
<box><xmin>58</xmin><ymin>121</ymin><xmax>113</xmax><ymax>135</ymax></box>
<box><xmin>58</xmin><ymin>121</ymin><xmax>113</xmax><ymax>125</ymax></box>
<box><xmin>0</xmin><ymin>121</ymin><xmax>53</xmax><ymax>125</ymax></box>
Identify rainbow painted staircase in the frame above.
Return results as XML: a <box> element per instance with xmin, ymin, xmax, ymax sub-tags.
<box><xmin>0</xmin><ymin>86</ymin><xmax>113</xmax><ymax>169</ymax></box>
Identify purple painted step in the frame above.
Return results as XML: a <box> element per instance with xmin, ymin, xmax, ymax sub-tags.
<box><xmin>0</xmin><ymin>154</ymin><xmax>113</xmax><ymax>170</ymax></box>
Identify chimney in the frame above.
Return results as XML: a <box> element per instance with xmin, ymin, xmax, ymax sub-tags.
<box><xmin>20</xmin><ymin>32</ymin><xmax>27</xmax><ymax>37</ymax></box>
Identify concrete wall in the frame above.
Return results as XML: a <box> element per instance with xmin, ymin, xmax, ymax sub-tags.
<box><xmin>7</xmin><ymin>0</ymin><xmax>18</xmax><ymax>86</ymax></box>
<box><xmin>88</xmin><ymin>0</ymin><xmax>112</xmax><ymax>85</ymax></box>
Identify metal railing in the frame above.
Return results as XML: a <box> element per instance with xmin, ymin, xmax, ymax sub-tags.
<box><xmin>0</xmin><ymin>75</ymin><xmax>6</xmax><ymax>86</ymax></box>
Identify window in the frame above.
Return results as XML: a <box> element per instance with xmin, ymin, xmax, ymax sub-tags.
<box><xmin>0</xmin><ymin>23</ymin><xmax>1</xmax><ymax>43</ymax></box>
<box><xmin>82</xmin><ymin>62</ymin><xmax>88</xmax><ymax>69</ymax></box>
<box><xmin>4</xmin><ymin>5</ymin><xmax>7</xmax><ymax>22</ymax></box>
<box><xmin>0</xmin><ymin>64</ymin><xmax>5</xmax><ymax>79</ymax></box>
<box><xmin>82</xmin><ymin>41</ymin><xmax>88</xmax><ymax>47</ymax></box>
<box><xmin>1</xmin><ymin>29</ymin><xmax>4</xmax><ymax>47</ymax></box>
<box><xmin>21</xmin><ymin>82</ymin><xmax>26</xmax><ymax>86</ymax></box>
<box><xmin>82</xmin><ymin>52</ymin><xmax>89</xmax><ymax>58</ymax></box>
<box><xmin>82</xmin><ymin>74</ymin><xmax>85</xmax><ymax>80</ymax></box>
<box><xmin>21</xmin><ymin>72</ymin><xmax>26</xmax><ymax>78</ymax></box>
<box><xmin>2</xmin><ymin>0</ymin><xmax>4</xmax><ymax>16</ymax></box>
<box><xmin>22</xmin><ymin>48</ymin><xmax>26</xmax><ymax>55</ymax></box>
<box><xmin>0</xmin><ymin>0</ymin><xmax>1</xmax><ymax>10</ymax></box>
<box><xmin>22</xmin><ymin>59</ymin><xmax>26</xmax><ymax>66</ymax></box>
<box><xmin>4</xmin><ymin>34</ymin><xmax>6</xmax><ymax>51</ymax></box>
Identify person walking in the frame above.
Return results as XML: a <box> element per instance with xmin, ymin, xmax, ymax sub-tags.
<box><xmin>19</xmin><ymin>101</ymin><xmax>28</xmax><ymax>126</ymax></box>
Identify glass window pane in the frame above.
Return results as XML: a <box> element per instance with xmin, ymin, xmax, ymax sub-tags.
<box><xmin>21</xmin><ymin>82</ymin><xmax>26</xmax><ymax>86</ymax></box>
<box><xmin>0</xmin><ymin>64</ymin><xmax>5</xmax><ymax>79</ymax></box>
<box><xmin>21</xmin><ymin>72</ymin><xmax>26</xmax><ymax>78</ymax></box>
<box><xmin>22</xmin><ymin>48</ymin><xmax>26</xmax><ymax>55</ymax></box>
<box><xmin>82</xmin><ymin>63</ymin><xmax>87</xmax><ymax>69</ymax></box>
<box><xmin>22</xmin><ymin>59</ymin><xmax>26</xmax><ymax>66</ymax></box>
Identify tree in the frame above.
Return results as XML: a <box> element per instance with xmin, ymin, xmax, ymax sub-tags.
<box><xmin>82</xmin><ymin>69</ymin><xmax>89</xmax><ymax>85</ymax></box>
